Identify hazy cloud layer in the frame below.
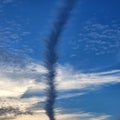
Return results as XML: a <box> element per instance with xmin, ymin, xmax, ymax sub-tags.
<box><xmin>0</xmin><ymin>63</ymin><xmax>119</xmax><ymax>119</ymax></box>
<box><xmin>0</xmin><ymin>63</ymin><xmax>120</xmax><ymax>97</ymax></box>
<box><xmin>9</xmin><ymin>111</ymin><xmax>111</xmax><ymax>120</ymax></box>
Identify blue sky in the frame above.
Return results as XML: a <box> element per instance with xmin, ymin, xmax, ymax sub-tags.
<box><xmin>0</xmin><ymin>0</ymin><xmax>120</xmax><ymax>120</ymax></box>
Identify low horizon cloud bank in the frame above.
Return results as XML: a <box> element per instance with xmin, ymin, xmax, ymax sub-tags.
<box><xmin>0</xmin><ymin>62</ymin><xmax>119</xmax><ymax>119</ymax></box>
<box><xmin>0</xmin><ymin>63</ymin><xmax>120</xmax><ymax>97</ymax></box>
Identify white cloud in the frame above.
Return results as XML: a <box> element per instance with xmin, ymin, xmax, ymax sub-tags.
<box><xmin>0</xmin><ymin>63</ymin><xmax>120</xmax><ymax>98</ymax></box>
<box><xmin>0</xmin><ymin>97</ymin><xmax>45</xmax><ymax>119</ymax></box>
<box><xmin>56</xmin><ymin>65</ymin><xmax>120</xmax><ymax>91</ymax></box>
<box><xmin>0</xmin><ymin>73</ymin><xmax>36</xmax><ymax>97</ymax></box>
<box><xmin>0</xmin><ymin>64</ymin><xmax>46</xmax><ymax>97</ymax></box>
<box><xmin>0</xmin><ymin>63</ymin><xmax>119</xmax><ymax>119</ymax></box>
<box><xmin>56</xmin><ymin>112</ymin><xmax>110</xmax><ymax>120</ymax></box>
<box><xmin>1</xmin><ymin>110</ymin><xmax>110</xmax><ymax>120</ymax></box>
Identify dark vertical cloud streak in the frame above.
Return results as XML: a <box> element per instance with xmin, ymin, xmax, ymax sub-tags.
<box><xmin>44</xmin><ymin>0</ymin><xmax>77</xmax><ymax>120</ymax></box>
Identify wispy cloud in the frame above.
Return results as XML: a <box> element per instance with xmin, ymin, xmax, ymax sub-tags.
<box><xmin>0</xmin><ymin>63</ymin><xmax>119</xmax><ymax>119</ymax></box>
<box><xmin>0</xmin><ymin>21</ymin><xmax>32</xmax><ymax>68</ymax></box>
<box><xmin>55</xmin><ymin>112</ymin><xmax>111</xmax><ymax>120</ymax></box>
<box><xmin>0</xmin><ymin>63</ymin><xmax>119</xmax><ymax>97</ymax></box>
<box><xmin>0</xmin><ymin>13</ymin><xmax>32</xmax><ymax>68</ymax></box>
<box><xmin>13</xmin><ymin>111</ymin><xmax>111</xmax><ymax>120</ymax></box>
<box><xmin>72</xmin><ymin>20</ymin><xmax>120</xmax><ymax>56</ymax></box>
<box><xmin>0</xmin><ymin>64</ymin><xmax>46</xmax><ymax>97</ymax></box>
<box><xmin>0</xmin><ymin>97</ymin><xmax>45</xmax><ymax>119</ymax></box>
<box><xmin>56</xmin><ymin>65</ymin><xmax>120</xmax><ymax>91</ymax></box>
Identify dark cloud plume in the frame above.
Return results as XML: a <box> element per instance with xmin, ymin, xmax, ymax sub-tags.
<box><xmin>44</xmin><ymin>0</ymin><xmax>77</xmax><ymax>120</ymax></box>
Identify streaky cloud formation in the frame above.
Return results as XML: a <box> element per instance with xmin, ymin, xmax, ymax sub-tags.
<box><xmin>0</xmin><ymin>63</ymin><xmax>119</xmax><ymax>98</ymax></box>
<box><xmin>0</xmin><ymin>63</ymin><xmax>119</xmax><ymax>119</ymax></box>
<box><xmin>43</xmin><ymin>0</ymin><xmax>78</xmax><ymax>120</ymax></box>
<box><xmin>56</xmin><ymin>65</ymin><xmax>120</xmax><ymax>91</ymax></box>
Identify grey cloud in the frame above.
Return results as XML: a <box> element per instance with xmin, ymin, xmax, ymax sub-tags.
<box><xmin>0</xmin><ymin>106</ymin><xmax>33</xmax><ymax>117</ymax></box>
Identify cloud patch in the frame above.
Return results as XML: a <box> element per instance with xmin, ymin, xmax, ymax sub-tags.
<box><xmin>70</xmin><ymin>20</ymin><xmax>120</xmax><ymax>56</ymax></box>
<box><xmin>0</xmin><ymin>63</ymin><xmax>119</xmax><ymax>119</ymax></box>
<box><xmin>56</xmin><ymin>65</ymin><xmax>120</xmax><ymax>91</ymax></box>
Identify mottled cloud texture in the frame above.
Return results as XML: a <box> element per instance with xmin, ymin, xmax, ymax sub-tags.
<box><xmin>70</xmin><ymin>20</ymin><xmax>120</xmax><ymax>56</ymax></box>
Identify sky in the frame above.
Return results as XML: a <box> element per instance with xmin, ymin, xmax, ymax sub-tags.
<box><xmin>0</xmin><ymin>0</ymin><xmax>120</xmax><ymax>120</ymax></box>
